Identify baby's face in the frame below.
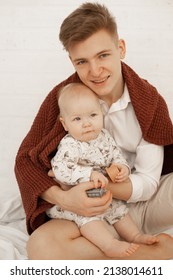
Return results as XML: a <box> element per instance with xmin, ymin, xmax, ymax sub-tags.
<box><xmin>60</xmin><ymin>87</ymin><xmax>103</xmax><ymax>142</ymax></box>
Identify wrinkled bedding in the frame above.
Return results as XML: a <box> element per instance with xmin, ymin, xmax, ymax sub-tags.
<box><xmin>0</xmin><ymin>186</ymin><xmax>28</xmax><ymax>260</ymax></box>
<box><xmin>0</xmin><ymin>219</ymin><xmax>28</xmax><ymax>259</ymax></box>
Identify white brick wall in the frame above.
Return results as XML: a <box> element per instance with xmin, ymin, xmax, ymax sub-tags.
<box><xmin>0</xmin><ymin>0</ymin><xmax>173</xmax><ymax>191</ymax></box>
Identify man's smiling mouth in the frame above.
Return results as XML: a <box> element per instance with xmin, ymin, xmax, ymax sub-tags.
<box><xmin>92</xmin><ymin>75</ymin><xmax>111</xmax><ymax>84</ymax></box>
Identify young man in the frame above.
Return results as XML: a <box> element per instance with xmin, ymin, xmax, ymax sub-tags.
<box><xmin>15</xmin><ymin>2</ymin><xmax>173</xmax><ymax>259</ymax></box>
<box><xmin>46</xmin><ymin>83</ymin><xmax>158</xmax><ymax>258</ymax></box>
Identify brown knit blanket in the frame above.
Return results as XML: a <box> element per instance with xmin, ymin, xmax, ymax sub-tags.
<box><xmin>15</xmin><ymin>62</ymin><xmax>173</xmax><ymax>234</ymax></box>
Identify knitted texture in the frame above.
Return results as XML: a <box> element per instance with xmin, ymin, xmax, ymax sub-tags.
<box><xmin>15</xmin><ymin>62</ymin><xmax>173</xmax><ymax>234</ymax></box>
<box><xmin>122</xmin><ymin>63</ymin><xmax>173</xmax><ymax>144</ymax></box>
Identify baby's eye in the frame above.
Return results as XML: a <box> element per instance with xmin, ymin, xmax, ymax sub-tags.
<box><xmin>91</xmin><ymin>113</ymin><xmax>97</xmax><ymax>117</ymax></box>
<box><xmin>73</xmin><ymin>117</ymin><xmax>81</xmax><ymax>121</ymax></box>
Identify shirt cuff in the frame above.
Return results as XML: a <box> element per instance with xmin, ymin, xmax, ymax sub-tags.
<box><xmin>127</xmin><ymin>174</ymin><xmax>144</xmax><ymax>203</ymax></box>
<box><xmin>127</xmin><ymin>173</ymin><xmax>157</xmax><ymax>203</ymax></box>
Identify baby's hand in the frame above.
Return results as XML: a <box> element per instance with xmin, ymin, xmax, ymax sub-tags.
<box><xmin>115</xmin><ymin>164</ymin><xmax>129</xmax><ymax>182</ymax></box>
<box><xmin>106</xmin><ymin>164</ymin><xmax>129</xmax><ymax>183</ymax></box>
<box><xmin>90</xmin><ymin>171</ymin><xmax>108</xmax><ymax>188</ymax></box>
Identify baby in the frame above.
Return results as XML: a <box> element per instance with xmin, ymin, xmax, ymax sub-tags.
<box><xmin>46</xmin><ymin>83</ymin><xmax>158</xmax><ymax>257</ymax></box>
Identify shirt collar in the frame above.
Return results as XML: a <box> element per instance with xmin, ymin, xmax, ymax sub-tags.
<box><xmin>100</xmin><ymin>84</ymin><xmax>131</xmax><ymax>115</ymax></box>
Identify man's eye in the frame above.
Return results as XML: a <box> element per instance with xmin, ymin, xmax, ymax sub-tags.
<box><xmin>76</xmin><ymin>60</ymin><xmax>86</xmax><ymax>65</ymax></box>
<box><xmin>100</xmin><ymin>53</ymin><xmax>109</xmax><ymax>58</ymax></box>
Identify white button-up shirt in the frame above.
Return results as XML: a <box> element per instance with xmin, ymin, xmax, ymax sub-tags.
<box><xmin>100</xmin><ymin>85</ymin><xmax>164</xmax><ymax>203</ymax></box>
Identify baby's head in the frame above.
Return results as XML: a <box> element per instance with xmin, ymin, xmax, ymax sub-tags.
<box><xmin>58</xmin><ymin>83</ymin><xmax>103</xmax><ymax>142</ymax></box>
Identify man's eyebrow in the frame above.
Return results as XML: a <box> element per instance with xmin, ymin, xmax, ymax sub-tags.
<box><xmin>96</xmin><ymin>49</ymin><xmax>112</xmax><ymax>55</ymax></box>
<box><xmin>72</xmin><ymin>57</ymin><xmax>86</xmax><ymax>63</ymax></box>
<box><xmin>72</xmin><ymin>49</ymin><xmax>112</xmax><ymax>63</ymax></box>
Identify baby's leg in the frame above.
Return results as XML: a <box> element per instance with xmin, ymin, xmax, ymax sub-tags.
<box><xmin>80</xmin><ymin>220</ymin><xmax>139</xmax><ymax>258</ymax></box>
<box><xmin>114</xmin><ymin>214</ymin><xmax>159</xmax><ymax>245</ymax></box>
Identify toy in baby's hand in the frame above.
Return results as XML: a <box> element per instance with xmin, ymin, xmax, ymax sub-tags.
<box><xmin>106</xmin><ymin>164</ymin><xmax>119</xmax><ymax>183</ymax></box>
<box><xmin>86</xmin><ymin>188</ymin><xmax>107</xmax><ymax>197</ymax></box>
<box><xmin>86</xmin><ymin>164</ymin><xmax>120</xmax><ymax>197</ymax></box>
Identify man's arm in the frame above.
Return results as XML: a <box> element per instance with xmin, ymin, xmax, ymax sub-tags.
<box><xmin>107</xmin><ymin>139</ymin><xmax>164</xmax><ymax>203</ymax></box>
<box><xmin>40</xmin><ymin>181</ymin><xmax>113</xmax><ymax>217</ymax></box>
<box><xmin>15</xmin><ymin>89</ymin><xmax>60</xmax><ymax>206</ymax></box>
<box><xmin>107</xmin><ymin>178</ymin><xmax>133</xmax><ymax>201</ymax></box>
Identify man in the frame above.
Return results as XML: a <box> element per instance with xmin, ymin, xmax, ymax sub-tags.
<box><xmin>15</xmin><ymin>2</ymin><xmax>173</xmax><ymax>259</ymax></box>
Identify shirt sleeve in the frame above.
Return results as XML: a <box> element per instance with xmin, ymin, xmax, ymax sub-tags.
<box><xmin>51</xmin><ymin>138</ymin><xmax>92</xmax><ymax>185</ymax></box>
<box><xmin>127</xmin><ymin>139</ymin><xmax>164</xmax><ymax>203</ymax></box>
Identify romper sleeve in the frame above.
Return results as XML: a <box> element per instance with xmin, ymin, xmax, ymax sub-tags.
<box><xmin>52</xmin><ymin>137</ymin><xmax>93</xmax><ymax>185</ymax></box>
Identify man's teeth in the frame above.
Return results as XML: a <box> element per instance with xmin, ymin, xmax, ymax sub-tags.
<box><xmin>93</xmin><ymin>76</ymin><xmax>110</xmax><ymax>83</ymax></box>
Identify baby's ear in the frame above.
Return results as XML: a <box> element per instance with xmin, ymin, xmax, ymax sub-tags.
<box><xmin>59</xmin><ymin>117</ymin><xmax>68</xmax><ymax>131</ymax></box>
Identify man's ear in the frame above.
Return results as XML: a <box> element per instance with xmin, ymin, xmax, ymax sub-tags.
<box><xmin>59</xmin><ymin>117</ymin><xmax>68</xmax><ymax>131</ymax></box>
<box><xmin>118</xmin><ymin>39</ymin><xmax>126</xmax><ymax>59</ymax></box>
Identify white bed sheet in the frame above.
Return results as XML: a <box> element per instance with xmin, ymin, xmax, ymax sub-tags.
<box><xmin>0</xmin><ymin>219</ymin><xmax>28</xmax><ymax>260</ymax></box>
<box><xmin>0</xmin><ymin>183</ymin><xmax>29</xmax><ymax>260</ymax></box>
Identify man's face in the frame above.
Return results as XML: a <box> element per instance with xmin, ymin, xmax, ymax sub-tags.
<box><xmin>68</xmin><ymin>29</ymin><xmax>126</xmax><ymax>104</ymax></box>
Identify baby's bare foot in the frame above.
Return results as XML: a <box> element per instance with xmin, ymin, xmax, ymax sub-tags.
<box><xmin>125</xmin><ymin>243</ymin><xmax>140</xmax><ymax>256</ymax></box>
<box><xmin>133</xmin><ymin>233</ymin><xmax>159</xmax><ymax>245</ymax></box>
<box><xmin>104</xmin><ymin>239</ymin><xmax>139</xmax><ymax>258</ymax></box>
<box><xmin>114</xmin><ymin>233</ymin><xmax>173</xmax><ymax>260</ymax></box>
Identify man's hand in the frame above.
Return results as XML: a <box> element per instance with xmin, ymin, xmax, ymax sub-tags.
<box><xmin>47</xmin><ymin>169</ymin><xmax>112</xmax><ymax>216</ymax></box>
<box><xmin>48</xmin><ymin>169</ymin><xmax>54</xmax><ymax>178</ymax></box>
<box><xmin>58</xmin><ymin>181</ymin><xmax>112</xmax><ymax>217</ymax></box>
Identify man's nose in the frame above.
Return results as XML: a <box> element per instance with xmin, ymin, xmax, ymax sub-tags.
<box><xmin>89</xmin><ymin>61</ymin><xmax>102</xmax><ymax>77</ymax></box>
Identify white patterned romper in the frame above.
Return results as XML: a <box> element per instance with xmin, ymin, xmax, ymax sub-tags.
<box><xmin>46</xmin><ymin>129</ymin><xmax>129</xmax><ymax>227</ymax></box>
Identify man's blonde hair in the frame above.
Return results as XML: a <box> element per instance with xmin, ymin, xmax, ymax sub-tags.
<box><xmin>59</xmin><ymin>2</ymin><xmax>118</xmax><ymax>50</ymax></box>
